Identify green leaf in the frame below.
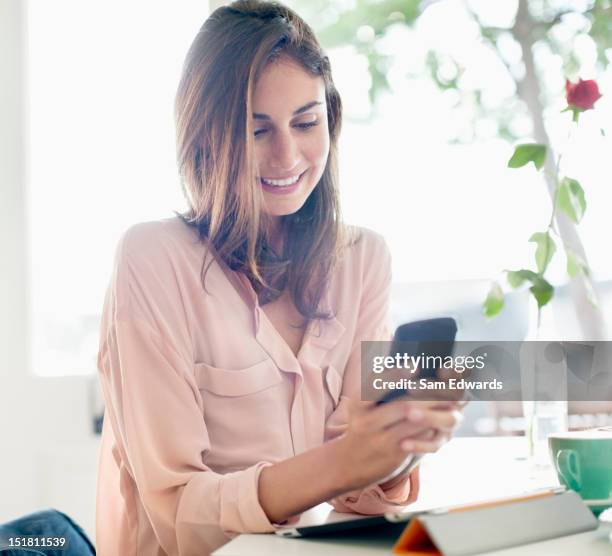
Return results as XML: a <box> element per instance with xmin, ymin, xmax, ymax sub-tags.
<box><xmin>566</xmin><ymin>250</ymin><xmax>590</xmax><ymax>278</ymax></box>
<box><xmin>567</xmin><ymin>252</ymin><xmax>580</xmax><ymax>278</ymax></box>
<box><xmin>556</xmin><ymin>177</ymin><xmax>586</xmax><ymax>224</ymax></box>
<box><xmin>504</xmin><ymin>268</ymin><xmax>555</xmax><ymax>308</ymax></box>
<box><xmin>507</xmin><ymin>144</ymin><xmax>547</xmax><ymax>170</ymax></box>
<box><xmin>564</xmin><ymin>246</ymin><xmax>597</xmax><ymax>305</ymax></box>
<box><xmin>529</xmin><ymin>276</ymin><xmax>554</xmax><ymax>308</ymax></box>
<box><xmin>529</xmin><ymin>232</ymin><xmax>557</xmax><ymax>274</ymax></box>
<box><xmin>483</xmin><ymin>281</ymin><xmax>504</xmax><ymax>318</ymax></box>
<box><xmin>506</xmin><ymin>269</ymin><xmax>538</xmax><ymax>289</ymax></box>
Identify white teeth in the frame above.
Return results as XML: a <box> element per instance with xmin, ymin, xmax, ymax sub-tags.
<box><xmin>261</xmin><ymin>173</ymin><xmax>302</xmax><ymax>187</ymax></box>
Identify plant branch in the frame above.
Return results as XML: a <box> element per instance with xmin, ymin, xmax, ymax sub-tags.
<box><xmin>511</xmin><ymin>0</ymin><xmax>607</xmax><ymax>340</ymax></box>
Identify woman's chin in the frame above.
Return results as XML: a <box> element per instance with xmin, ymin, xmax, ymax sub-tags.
<box><xmin>262</xmin><ymin>189</ymin><xmax>314</xmax><ymax>217</ymax></box>
<box><xmin>262</xmin><ymin>202</ymin><xmax>306</xmax><ymax>218</ymax></box>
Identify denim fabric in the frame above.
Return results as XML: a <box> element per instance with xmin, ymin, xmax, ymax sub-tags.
<box><xmin>0</xmin><ymin>509</ymin><xmax>95</xmax><ymax>555</ymax></box>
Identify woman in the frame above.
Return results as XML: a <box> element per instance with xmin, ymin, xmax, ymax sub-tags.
<box><xmin>95</xmin><ymin>1</ymin><xmax>463</xmax><ymax>555</ymax></box>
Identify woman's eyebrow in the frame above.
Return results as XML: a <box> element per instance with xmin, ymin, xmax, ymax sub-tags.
<box><xmin>253</xmin><ymin>100</ymin><xmax>323</xmax><ymax>120</ymax></box>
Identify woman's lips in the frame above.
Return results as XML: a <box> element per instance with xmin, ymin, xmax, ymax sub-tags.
<box><xmin>259</xmin><ymin>170</ymin><xmax>307</xmax><ymax>195</ymax></box>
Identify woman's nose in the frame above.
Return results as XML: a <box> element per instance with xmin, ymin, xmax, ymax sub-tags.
<box><xmin>269</xmin><ymin>131</ymin><xmax>299</xmax><ymax>171</ymax></box>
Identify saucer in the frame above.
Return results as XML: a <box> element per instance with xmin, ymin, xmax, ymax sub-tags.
<box><xmin>584</xmin><ymin>498</ymin><xmax>612</xmax><ymax>517</ymax></box>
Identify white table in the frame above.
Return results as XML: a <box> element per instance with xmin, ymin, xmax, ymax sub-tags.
<box><xmin>213</xmin><ymin>437</ymin><xmax>612</xmax><ymax>555</ymax></box>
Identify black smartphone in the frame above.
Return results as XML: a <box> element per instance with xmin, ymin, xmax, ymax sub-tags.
<box><xmin>375</xmin><ymin>317</ymin><xmax>457</xmax><ymax>405</ymax></box>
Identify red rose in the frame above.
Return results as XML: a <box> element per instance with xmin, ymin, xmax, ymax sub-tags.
<box><xmin>565</xmin><ymin>79</ymin><xmax>602</xmax><ymax>111</ymax></box>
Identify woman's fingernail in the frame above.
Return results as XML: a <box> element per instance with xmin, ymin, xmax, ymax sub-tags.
<box><xmin>407</xmin><ymin>409</ymin><xmax>424</xmax><ymax>421</ymax></box>
<box><xmin>401</xmin><ymin>440</ymin><xmax>414</xmax><ymax>452</ymax></box>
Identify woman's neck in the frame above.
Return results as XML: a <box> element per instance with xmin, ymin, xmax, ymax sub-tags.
<box><xmin>267</xmin><ymin>216</ymin><xmax>285</xmax><ymax>253</ymax></box>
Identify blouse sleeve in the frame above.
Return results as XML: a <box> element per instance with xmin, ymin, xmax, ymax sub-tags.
<box><xmin>324</xmin><ymin>231</ymin><xmax>420</xmax><ymax>514</ymax></box>
<box><xmin>97</xmin><ymin>228</ymin><xmax>277</xmax><ymax>556</ymax></box>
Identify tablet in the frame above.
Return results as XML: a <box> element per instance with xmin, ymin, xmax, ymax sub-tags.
<box><xmin>274</xmin><ymin>506</ymin><xmax>415</xmax><ymax>538</ymax></box>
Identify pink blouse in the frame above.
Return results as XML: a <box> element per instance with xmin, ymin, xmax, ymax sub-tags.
<box><xmin>95</xmin><ymin>216</ymin><xmax>419</xmax><ymax>556</ymax></box>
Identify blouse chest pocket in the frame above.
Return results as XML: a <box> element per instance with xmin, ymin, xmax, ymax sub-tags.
<box><xmin>194</xmin><ymin>358</ymin><xmax>283</xmax><ymax>397</ymax></box>
<box><xmin>193</xmin><ymin>358</ymin><xmax>288</xmax><ymax>465</ymax></box>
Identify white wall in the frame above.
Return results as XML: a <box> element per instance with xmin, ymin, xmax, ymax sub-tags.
<box><xmin>0</xmin><ymin>0</ymin><xmax>99</xmax><ymax>541</ymax></box>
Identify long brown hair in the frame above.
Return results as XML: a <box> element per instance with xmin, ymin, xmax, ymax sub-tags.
<box><xmin>174</xmin><ymin>0</ymin><xmax>347</xmax><ymax>320</ymax></box>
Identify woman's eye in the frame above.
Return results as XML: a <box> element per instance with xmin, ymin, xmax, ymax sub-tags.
<box><xmin>253</xmin><ymin>121</ymin><xmax>318</xmax><ymax>137</ymax></box>
<box><xmin>295</xmin><ymin>121</ymin><xmax>318</xmax><ymax>130</ymax></box>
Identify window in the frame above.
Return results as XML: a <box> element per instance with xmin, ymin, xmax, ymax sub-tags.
<box><xmin>27</xmin><ymin>1</ymin><xmax>207</xmax><ymax>375</ymax></box>
<box><xmin>28</xmin><ymin>1</ymin><xmax>612</xmax><ymax>376</ymax></box>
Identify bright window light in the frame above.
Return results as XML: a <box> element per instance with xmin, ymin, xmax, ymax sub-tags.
<box><xmin>27</xmin><ymin>1</ymin><xmax>207</xmax><ymax>375</ymax></box>
<box><xmin>27</xmin><ymin>1</ymin><xmax>612</xmax><ymax>376</ymax></box>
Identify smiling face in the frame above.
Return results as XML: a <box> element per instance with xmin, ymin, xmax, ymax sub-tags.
<box><xmin>252</xmin><ymin>57</ymin><xmax>330</xmax><ymax>220</ymax></box>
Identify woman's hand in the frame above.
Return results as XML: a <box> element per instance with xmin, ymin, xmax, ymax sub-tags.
<box><xmin>336</xmin><ymin>398</ymin><xmax>464</xmax><ymax>492</ymax></box>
